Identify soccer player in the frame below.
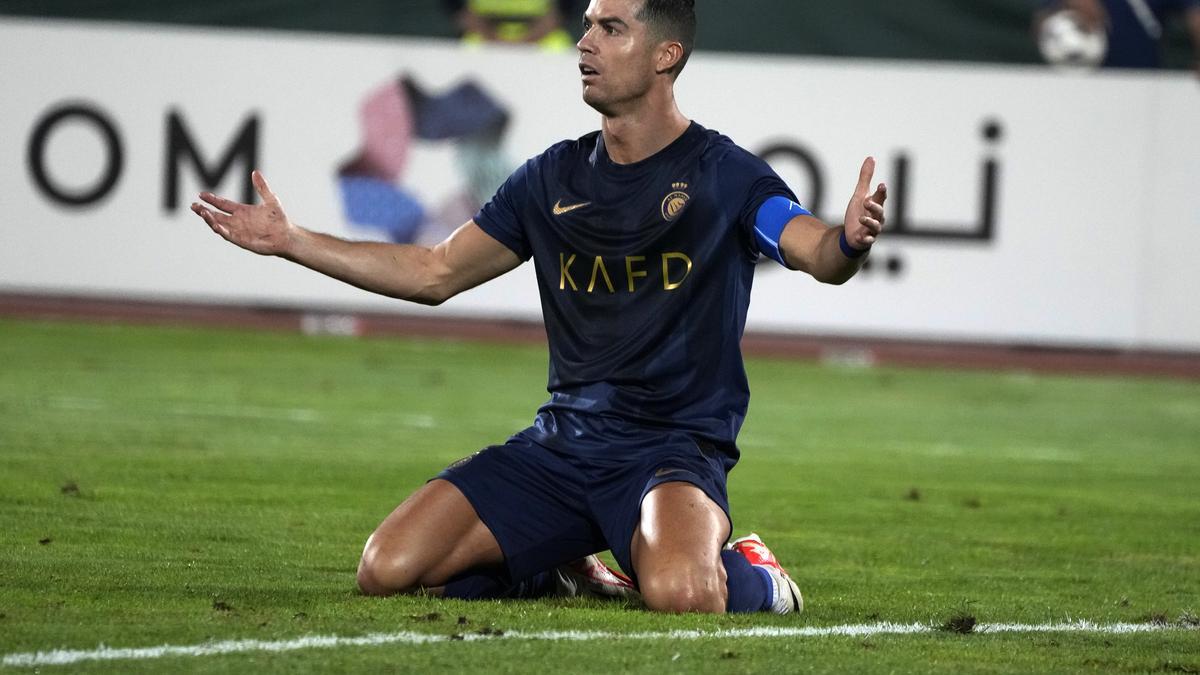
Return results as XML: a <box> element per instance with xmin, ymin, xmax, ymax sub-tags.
<box><xmin>191</xmin><ymin>0</ymin><xmax>886</xmax><ymax>614</ymax></box>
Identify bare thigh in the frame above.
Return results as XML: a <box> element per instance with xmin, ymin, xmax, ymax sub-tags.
<box><xmin>630</xmin><ymin>481</ymin><xmax>731</xmax><ymax>613</ymax></box>
<box><xmin>356</xmin><ymin>478</ymin><xmax>505</xmax><ymax>596</ymax></box>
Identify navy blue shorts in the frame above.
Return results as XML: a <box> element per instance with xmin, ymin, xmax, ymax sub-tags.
<box><xmin>436</xmin><ymin>427</ymin><xmax>734</xmax><ymax>583</ymax></box>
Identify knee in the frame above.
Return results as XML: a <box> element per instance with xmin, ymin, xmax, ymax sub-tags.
<box><xmin>639</xmin><ymin>562</ymin><xmax>728</xmax><ymax>614</ymax></box>
<box><xmin>356</xmin><ymin>533</ymin><xmax>423</xmax><ymax>597</ymax></box>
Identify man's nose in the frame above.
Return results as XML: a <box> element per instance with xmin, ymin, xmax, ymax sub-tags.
<box><xmin>577</xmin><ymin>26</ymin><xmax>594</xmax><ymax>53</ymax></box>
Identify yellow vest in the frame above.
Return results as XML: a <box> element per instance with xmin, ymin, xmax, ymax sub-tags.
<box><xmin>467</xmin><ymin>0</ymin><xmax>553</xmax><ymax>17</ymax></box>
<box><xmin>462</xmin><ymin>0</ymin><xmax>573</xmax><ymax>52</ymax></box>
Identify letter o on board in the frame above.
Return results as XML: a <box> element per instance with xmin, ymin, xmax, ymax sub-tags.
<box><xmin>27</xmin><ymin>103</ymin><xmax>124</xmax><ymax>207</ymax></box>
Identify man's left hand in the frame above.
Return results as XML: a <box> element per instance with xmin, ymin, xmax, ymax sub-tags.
<box><xmin>843</xmin><ymin>157</ymin><xmax>888</xmax><ymax>250</ymax></box>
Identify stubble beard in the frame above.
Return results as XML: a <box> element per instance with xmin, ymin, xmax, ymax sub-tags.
<box><xmin>581</xmin><ymin>75</ymin><xmax>652</xmax><ymax>118</ymax></box>
<box><xmin>582</xmin><ymin>86</ymin><xmax>618</xmax><ymax>117</ymax></box>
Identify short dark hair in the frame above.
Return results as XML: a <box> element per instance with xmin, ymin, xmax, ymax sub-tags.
<box><xmin>636</xmin><ymin>0</ymin><xmax>696</xmax><ymax>78</ymax></box>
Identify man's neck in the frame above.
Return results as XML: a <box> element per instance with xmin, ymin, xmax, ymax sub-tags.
<box><xmin>600</xmin><ymin>103</ymin><xmax>691</xmax><ymax>165</ymax></box>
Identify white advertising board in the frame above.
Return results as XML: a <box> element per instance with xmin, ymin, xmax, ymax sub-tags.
<box><xmin>1</xmin><ymin>18</ymin><xmax>1197</xmax><ymax>350</ymax></box>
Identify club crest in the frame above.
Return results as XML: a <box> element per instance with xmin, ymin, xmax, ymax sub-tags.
<box><xmin>661</xmin><ymin>182</ymin><xmax>690</xmax><ymax>222</ymax></box>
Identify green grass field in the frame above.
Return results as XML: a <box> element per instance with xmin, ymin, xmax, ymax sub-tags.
<box><xmin>1</xmin><ymin>318</ymin><xmax>1198</xmax><ymax>673</ymax></box>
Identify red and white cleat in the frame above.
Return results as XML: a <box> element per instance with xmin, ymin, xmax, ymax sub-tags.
<box><xmin>729</xmin><ymin>533</ymin><xmax>804</xmax><ymax>614</ymax></box>
<box><xmin>554</xmin><ymin>555</ymin><xmax>640</xmax><ymax>601</ymax></box>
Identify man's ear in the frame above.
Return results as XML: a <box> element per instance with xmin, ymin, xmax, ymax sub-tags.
<box><xmin>656</xmin><ymin>41</ymin><xmax>684</xmax><ymax>75</ymax></box>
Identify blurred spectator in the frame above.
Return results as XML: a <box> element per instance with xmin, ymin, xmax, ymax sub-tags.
<box><xmin>1035</xmin><ymin>0</ymin><xmax>1200</xmax><ymax>73</ymax></box>
<box><xmin>443</xmin><ymin>0</ymin><xmax>581</xmax><ymax>52</ymax></box>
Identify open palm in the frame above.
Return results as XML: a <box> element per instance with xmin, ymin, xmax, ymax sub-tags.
<box><xmin>190</xmin><ymin>171</ymin><xmax>293</xmax><ymax>257</ymax></box>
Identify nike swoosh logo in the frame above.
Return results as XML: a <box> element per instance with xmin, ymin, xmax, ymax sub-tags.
<box><xmin>553</xmin><ymin>199</ymin><xmax>591</xmax><ymax>216</ymax></box>
<box><xmin>654</xmin><ymin>468</ymin><xmax>687</xmax><ymax>478</ymax></box>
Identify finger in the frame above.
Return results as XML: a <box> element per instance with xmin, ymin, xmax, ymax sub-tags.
<box><xmin>872</xmin><ymin>183</ymin><xmax>887</xmax><ymax>206</ymax></box>
<box><xmin>252</xmin><ymin>170</ymin><xmax>279</xmax><ymax>205</ymax></box>
<box><xmin>191</xmin><ymin>203</ymin><xmax>220</xmax><ymax>230</ymax></box>
<box><xmin>855</xmin><ymin>156</ymin><xmax>876</xmax><ymax>196</ymax></box>
<box><xmin>191</xmin><ymin>204</ymin><xmax>232</xmax><ymax>239</ymax></box>
<box><xmin>193</xmin><ymin>203</ymin><xmax>235</xmax><ymax>234</ymax></box>
<box><xmin>200</xmin><ymin>204</ymin><xmax>234</xmax><ymax>228</ymax></box>
<box><xmin>858</xmin><ymin>216</ymin><xmax>882</xmax><ymax>234</ymax></box>
<box><xmin>190</xmin><ymin>202</ymin><xmax>216</xmax><ymax>224</ymax></box>
<box><xmin>848</xmin><ymin>230</ymin><xmax>877</xmax><ymax>248</ymax></box>
<box><xmin>199</xmin><ymin>191</ymin><xmax>242</xmax><ymax>214</ymax></box>
<box><xmin>864</xmin><ymin>199</ymin><xmax>884</xmax><ymax>218</ymax></box>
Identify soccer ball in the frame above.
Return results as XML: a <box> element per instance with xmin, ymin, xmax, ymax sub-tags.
<box><xmin>1038</xmin><ymin>9</ymin><xmax>1108</xmax><ymax>69</ymax></box>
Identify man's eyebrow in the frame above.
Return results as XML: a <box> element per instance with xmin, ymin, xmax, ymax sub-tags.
<box><xmin>584</xmin><ymin>15</ymin><xmax>630</xmax><ymax>28</ymax></box>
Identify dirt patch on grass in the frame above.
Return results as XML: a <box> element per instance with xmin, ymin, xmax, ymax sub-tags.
<box><xmin>940</xmin><ymin>611</ymin><xmax>977</xmax><ymax>634</ymax></box>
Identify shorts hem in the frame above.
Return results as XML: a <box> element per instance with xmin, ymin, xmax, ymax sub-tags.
<box><xmin>431</xmin><ymin>472</ymin><xmax>523</xmax><ymax>583</ymax></box>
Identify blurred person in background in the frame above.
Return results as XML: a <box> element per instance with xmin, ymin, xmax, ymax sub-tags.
<box><xmin>1035</xmin><ymin>0</ymin><xmax>1200</xmax><ymax>73</ymax></box>
<box><xmin>444</xmin><ymin>0</ymin><xmax>582</xmax><ymax>52</ymax></box>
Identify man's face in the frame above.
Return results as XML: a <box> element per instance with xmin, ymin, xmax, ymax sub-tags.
<box><xmin>577</xmin><ymin>0</ymin><xmax>661</xmax><ymax>115</ymax></box>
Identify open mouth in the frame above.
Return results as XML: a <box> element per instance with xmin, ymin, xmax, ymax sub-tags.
<box><xmin>579</xmin><ymin>64</ymin><xmax>599</xmax><ymax>77</ymax></box>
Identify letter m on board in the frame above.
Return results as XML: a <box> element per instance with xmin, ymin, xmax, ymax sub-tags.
<box><xmin>163</xmin><ymin>110</ymin><xmax>259</xmax><ymax>210</ymax></box>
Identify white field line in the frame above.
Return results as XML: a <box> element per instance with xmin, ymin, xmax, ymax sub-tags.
<box><xmin>43</xmin><ymin>396</ymin><xmax>445</xmax><ymax>429</ymax></box>
<box><xmin>45</xmin><ymin>397</ymin><xmax>324</xmax><ymax>424</ymax></box>
<box><xmin>2</xmin><ymin>622</ymin><xmax>1190</xmax><ymax>668</ymax></box>
<box><xmin>167</xmin><ymin>404</ymin><xmax>320</xmax><ymax>423</ymax></box>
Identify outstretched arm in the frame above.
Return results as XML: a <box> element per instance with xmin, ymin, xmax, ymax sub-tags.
<box><xmin>777</xmin><ymin>157</ymin><xmax>887</xmax><ymax>285</ymax></box>
<box><xmin>190</xmin><ymin>171</ymin><xmax>522</xmax><ymax>306</ymax></box>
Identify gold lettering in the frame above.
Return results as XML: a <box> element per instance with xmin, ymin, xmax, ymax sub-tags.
<box><xmin>588</xmin><ymin>256</ymin><xmax>615</xmax><ymax>293</ymax></box>
<box><xmin>625</xmin><ymin>256</ymin><xmax>647</xmax><ymax>293</ymax></box>
<box><xmin>661</xmin><ymin>252</ymin><xmax>693</xmax><ymax>291</ymax></box>
<box><xmin>559</xmin><ymin>253</ymin><xmax>578</xmax><ymax>291</ymax></box>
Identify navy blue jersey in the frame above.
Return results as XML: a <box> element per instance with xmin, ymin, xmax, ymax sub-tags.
<box><xmin>474</xmin><ymin>122</ymin><xmax>796</xmax><ymax>458</ymax></box>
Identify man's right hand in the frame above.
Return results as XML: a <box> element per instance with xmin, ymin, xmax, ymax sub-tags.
<box><xmin>191</xmin><ymin>170</ymin><xmax>294</xmax><ymax>257</ymax></box>
<box><xmin>189</xmin><ymin>170</ymin><xmax>521</xmax><ymax>306</ymax></box>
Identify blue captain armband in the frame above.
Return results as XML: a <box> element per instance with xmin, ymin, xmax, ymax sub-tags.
<box><xmin>753</xmin><ymin>196</ymin><xmax>811</xmax><ymax>267</ymax></box>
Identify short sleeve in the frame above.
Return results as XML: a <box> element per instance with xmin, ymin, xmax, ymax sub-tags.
<box><xmin>721</xmin><ymin>147</ymin><xmax>800</xmax><ymax>260</ymax></box>
<box><xmin>474</xmin><ymin>160</ymin><xmax>535</xmax><ymax>261</ymax></box>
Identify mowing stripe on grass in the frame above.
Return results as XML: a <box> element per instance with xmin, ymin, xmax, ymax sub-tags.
<box><xmin>2</xmin><ymin>622</ymin><xmax>1189</xmax><ymax>667</ymax></box>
